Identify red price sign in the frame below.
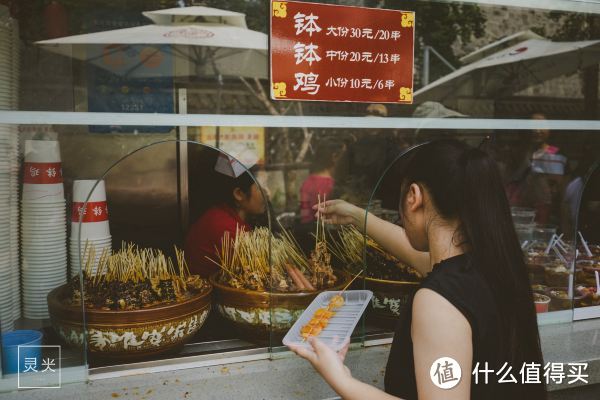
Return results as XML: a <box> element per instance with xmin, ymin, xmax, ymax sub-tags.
<box><xmin>270</xmin><ymin>1</ymin><xmax>415</xmax><ymax>104</ymax></box>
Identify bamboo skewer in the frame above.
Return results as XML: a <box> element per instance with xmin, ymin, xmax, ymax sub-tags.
<box><xmin>206</xmin><ymin>221</ymin><xmax>335</xmax><ymax>292</ymax></box>
<box><xmin>341</xmin><ymin>269</ymin><xmax>364</xmax><ymax>292</ymax></box>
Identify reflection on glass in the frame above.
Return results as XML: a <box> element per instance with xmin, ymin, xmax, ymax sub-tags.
<box><xmin>1</xmin><ymin>135</ymin><xmax>86</xmax><ymax>390</ymax></box>
<box><xmin>574</xmin><ymin>161</ymin><xmax>600</xmax><ymax>317</ymax></box>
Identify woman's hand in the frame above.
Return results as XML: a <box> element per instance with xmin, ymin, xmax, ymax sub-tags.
<box><xmin>288</xmin><ymin>338</ymin><xmax>352</xmax><ymax>391</ymax></box>
<box><xmin>313</xmin><ymin>199</ymin><xmax>365</xmax><ymax>226</ymax></box>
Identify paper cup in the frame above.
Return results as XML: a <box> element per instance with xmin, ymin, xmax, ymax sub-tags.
<box><xmin>71</xmin><ymin>180</ymin><xmax>110</xmax><ymax>238</ymax></box>
<box><xmin>70</xmin><ymin>238</ymin><xmax>112</xmax><ymax>245</ymax></box>
<box><xmin>534</xmin><ymin>294</ymin><xmax>551</xmax><ymax>313</ymax></box>
<box><xmin>24</xmin><ymin>140</ymin><xmax>61</xmax><ymax>163</ymax></box>
<box><xmin>21</xmin><ymin>201</ymin><xmax>66</xmax><ymax>208</ymax></box>
<box><xmin>70</xmin><ymin>220</ymin><xmax>110</xmax><ymax>239</ymax></box>
<box><xmin>22</xmin><ymin>183</ymin><xmax>65</xmax><ymax>203</ymax></box>
<box><xmin>73</xmin><ymin>179</ymin><xmax>106</xmax><ymax>203</ymax></box>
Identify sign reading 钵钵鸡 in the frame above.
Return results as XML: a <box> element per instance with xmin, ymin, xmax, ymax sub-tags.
<box><xmin>270</xmin><ymin>1</ymin><xmax>415</xmax><ymax>104</ymax></box>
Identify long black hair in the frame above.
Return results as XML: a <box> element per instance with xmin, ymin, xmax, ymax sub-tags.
<box><xmin>400</xmin><ymin>139</ymin><xmax>546</xmax><ymax>398</ymax></box>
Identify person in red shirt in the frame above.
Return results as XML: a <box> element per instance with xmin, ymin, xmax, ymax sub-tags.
<box><xmin>184</xmin><ymin>167</ymin><xmax>266</xmax><ymax>277</ymax></box>
<box><xmin>300</xmin><ymin>140</ymin><xmax>346</xmax><ymax>223</ymax></box>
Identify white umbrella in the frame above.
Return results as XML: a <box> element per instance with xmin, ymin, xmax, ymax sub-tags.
<box><xmin>415</xmin><ymin>37</ymin><xmax>600</xmax><ymax>102</ymax></box>
<box><xmin>143</xmin><ymin>6</ymin><xmax>248</xmax><ymax>28</ymax></box>
<box><xmin>36</xmin><ymin>6</ymin><xmax>267</xmax><ymax>79</ymax></box>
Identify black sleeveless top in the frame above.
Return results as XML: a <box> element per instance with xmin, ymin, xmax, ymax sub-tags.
<box><xmin>384</xmin><ymin>253</ymin><xmax>503</xmax><ymax>399</ymax></box>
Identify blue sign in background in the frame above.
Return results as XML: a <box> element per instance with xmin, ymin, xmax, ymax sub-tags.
<box><xmin>85</xmin><ymin>11</ymin><xmax>175</xmax><ymax>133</ymax></box>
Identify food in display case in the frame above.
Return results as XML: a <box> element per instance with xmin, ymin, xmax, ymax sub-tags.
<box><xmin>533</xmin><ymin>292</ymin><xmax>551</xmax><ymax>313</ymax></box>
<box><xmin>65</xmin><ymin>244</ymin><xmax>209</xmax><ymax>310</ymax></box>
<box><xmin>47</xmin><ymin>244</ymin><xmax>212</xmax><ymax>358</ymax></box>
<box><xmin>546</xmin><ymin>287</ymin><xmax>572</xmax><ymax>311</ymax></box>
<box><xmin>209</xmin><ymin>226</ymin><xmax>339</xmax><ymax>293</ymax></box>
<box><xmin>524</xmin><ymin>231</ymin><xmax>600</xmax><ymax>313</ymax></box>
<box><xmin>575</xmin><ymin>286</ymin><xmax>600</xmax><ymax>307</ymax></box>
<box><xmin>524</xmin><ymin>240</ymin><xmax>574</xmax><ymax>310</ymax></box>
<box><xmin>531</xmin><ymin>284</ymin><xmax>548</xmax><ymax>294</ymax></box>
<box><xmin>330</xmin><ymin>225</ymin><xmax>422</xmax><ymax>326</ymax></box>
<box><xmin>545</xmin><ymin>265</ymin><xmax>570</xmax><ymax>287</ymax></box>
<box><xmin>208</xmin><ymin>212</ymin><xmax>349</xmax><ymax>339</ymax></box>
<box><xmin>525</xmin><ymin>251</ymin><xmax>555</xmax><ymax>284</ymax></box>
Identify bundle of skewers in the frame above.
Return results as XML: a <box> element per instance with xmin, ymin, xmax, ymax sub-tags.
<box><xmin>66</xmin><ymin>242</ymin><xmax>208</xmax><ymax>310</ymax></box>
<box><xmin>208</xmin><ymin>195</ymin><xmax>338</xmax><ymax>292</ymax></box>
<box><xmin>329</xmin><ymin>225</ymin><xmax>422</xmax><ymax>282</ymax></box>
<box><xmin>308</xmin><ymin>194</ymin><xmax>337</xmax><ymax>288</ymax></box>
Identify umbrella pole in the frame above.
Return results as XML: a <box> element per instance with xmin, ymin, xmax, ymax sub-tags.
<box><xmin>216</xmin><ymin>73</ymin><xmax>223</xmax><ymax>148</ymax></box>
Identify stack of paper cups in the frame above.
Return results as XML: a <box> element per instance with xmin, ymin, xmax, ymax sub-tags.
<box><xmin>0</xmin><ymin>8</ymin><xmax>21</xmax><ymax>331</ymax></box>
<box><xmin>70</xmin><ymin>180</ymin><xmax>112</xmax><ymax>277</ymax></box>
<box><xmin>0</xmin><ymin>130</ymin><xmax>19</xmax><ymax>331</ymax></box>
<box><xmin>20</xmin><ymin>140</ymin><xmax>67</xmax><ymax>320</ymax></box>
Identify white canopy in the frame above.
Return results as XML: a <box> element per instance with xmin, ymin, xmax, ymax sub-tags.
<box><xmin>36</xmin><ymin>6</ymin><xmax>267</xmax><ymax>79</ymax></box>
<box><xmin>415</xmin><ymin>37</ymin><xmax>600</xmax><ymax>102</ymax></box>
<box><xmin>142</xmin><ymin>6</ymin><xmax>248</xmax><ymax>28</ymax></box>
<box><xmin>36</xmin><ymin>24</ymin><xmax>267</xmax><ymax>49</ymax></box>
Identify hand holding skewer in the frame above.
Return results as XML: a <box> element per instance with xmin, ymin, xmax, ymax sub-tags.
<box><xmin>313</xmin><ymin>198</ymin><xmax>365</xmax><ymax>227</ymax></box>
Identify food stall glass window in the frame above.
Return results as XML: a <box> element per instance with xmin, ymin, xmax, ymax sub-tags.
<box><xmin>573</xmin><ymin>160</ymin><xmax>600</xmax><ymax>320</ymax></box>
<box><xmin>68</xmin><ymin>140</ymin><xmax>273</xmax><ymax>369</ymax></box>
<box><xmin>0</xmin><ymin>125</ymin><xmax>88</xmax><ymax>391</ymax></box>
<box><xmin>2</xmin><ymin>0</ymin><xmax>600</xmax><ymax>390</ymax></box>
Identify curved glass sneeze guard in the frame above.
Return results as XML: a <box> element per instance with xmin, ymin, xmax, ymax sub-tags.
<box><xmin>362</xmin><ymin>138</ymin><xmax>590</xmax><ymax>336</ymax></box>
<box><xmin>573</xmin><ymin>159</ymin><xmax>600</xmax><ymax>320</ymax></box>
<box><xmin>363</xmin><ymin>143</ymin><xmax>428</xmax><ymax>339</ymax></box>
<box><xmin>69</xmin><ymin>140</ymin><xmax>274</xmax><ymax>368</ymax></box>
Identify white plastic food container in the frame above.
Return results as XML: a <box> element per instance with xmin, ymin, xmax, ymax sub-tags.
<box><xmin>283</xmin><ymin>290</ymin><xmax>373</xmax><ymax>352</ymax></box>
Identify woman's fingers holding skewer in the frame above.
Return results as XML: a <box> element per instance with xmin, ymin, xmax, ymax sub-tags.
<box><xmin>313</xmin><ymin>199</ymin><xmax>363</xmax><ymax>226</ymax></box>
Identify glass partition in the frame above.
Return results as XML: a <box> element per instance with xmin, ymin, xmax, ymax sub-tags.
<box><xmin>573</xmin><ymin>159</ymin><xmax>600</xmax><ymax>320</ymax></box>
<box><xmin>361</xmin><ymin>132</ymin><xmax>598</xmax><ymax>334</ymax></box>
<box><xmin>0</xmin><ymin>126</ymin><xmax>87</xmax><ymax>392</ymax></box>
<box><xmin>1</xmin><ymin>0</ymin><xmax>600</xmax><ymax>393</ymax></box>
<box><xmin>362</xmin><ymin>143</ymin><xmax>431</xmax><ymax>340</ymax></box>
<box><xmin>0</xmin><ymin>0</ymin><xmax>595</xmax><ymax>120</ymax></box>
<box><xmin>70</xmin><ymin>140</ymin><xmax>274</xmax><ymax>369</ymax></box>
<box><xmin>0</xmin><ymin>123</ymin><xmax>598</xmax><ymax>388</ymax></box>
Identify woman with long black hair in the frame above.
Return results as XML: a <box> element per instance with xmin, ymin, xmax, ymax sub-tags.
<box><xmin>288</xmin><ymin>139</ymin><xmax>547</xmax><ymax>399</ymax></box>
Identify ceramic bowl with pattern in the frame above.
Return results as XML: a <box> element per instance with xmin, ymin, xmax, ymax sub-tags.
<box><xmin>47</xmin><ymin>282</ymin><xmax>212</xmax><ymax>358</ymax></box>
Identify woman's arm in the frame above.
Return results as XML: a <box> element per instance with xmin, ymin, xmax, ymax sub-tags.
<box><xmin>315</xmin><ymin>199</ymin><xmax>430</xmax><ymax>275</ymax></box>
<box><xmin>412</xmin><ymin>288</ymin><xmax>472</xmax><ymax>400</ymax></box>
<box><xmin>288</xmin><ymin>288</ymin><xmax>473</xmax><ymax>400</ymax></box>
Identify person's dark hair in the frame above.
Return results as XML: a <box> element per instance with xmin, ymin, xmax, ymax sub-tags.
<box><xmin>400</xmin><ymin>139</ymin><xmax>546</xmax><ymax>398</ymax></box>
<box><xmin>217</xmin><ymin>168</ymin><xmax>258</xmax><ymax>208</ymax></box>
<box><xmin>310</xmin><ymin>139</ymin><xmax>345</xmax><ymax>173</ymax></box>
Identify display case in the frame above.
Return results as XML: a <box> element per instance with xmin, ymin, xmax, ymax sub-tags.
<box><xmin>1</xmin><ymin>0</ymin><xmax>600</xmax><ymax>395</ymax></box>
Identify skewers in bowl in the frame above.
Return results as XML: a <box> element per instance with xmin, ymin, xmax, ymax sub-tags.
<box><xmin>207</xmin><ymin>204</ymin><xmax>338</xmax><ymax>293</ymax></box>
<box><xmin>67</xmin><ymin>242</ymin><xmax>207</xmax><ymax>310</ymax></box>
